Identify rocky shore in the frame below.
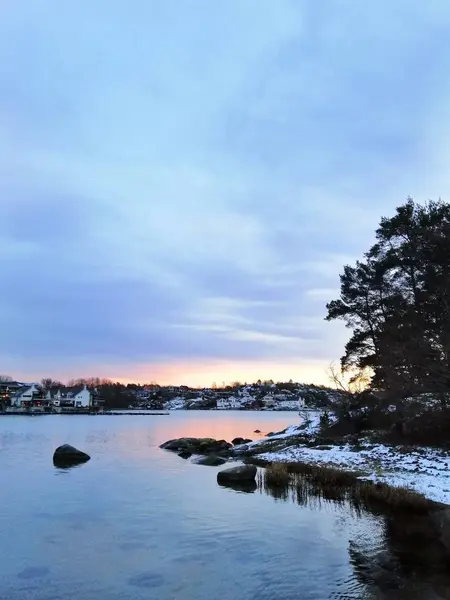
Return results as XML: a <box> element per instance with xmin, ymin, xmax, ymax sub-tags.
<box><xmin>159</xmin><ymin>411</ymin><xmax>450</xmax><ymax>507</ymax></box>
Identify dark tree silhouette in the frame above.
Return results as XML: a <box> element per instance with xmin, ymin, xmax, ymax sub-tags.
<box><xmin>326</xmin><ymin>198</ymin><xmax>450</xmax><ymax>402</ymax></box>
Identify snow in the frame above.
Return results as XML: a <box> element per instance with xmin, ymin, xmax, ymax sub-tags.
<box><xmin>165</xmin><ymin>397</ymin><xmax>185</xmax><ymax>410</ymax></box>
<box><xmin>257</xmin><ymin>441</ymin><xmax>450</xmax><ymax>505</ymax></box>
<box><xmin>241</xmin><ymin>410</ymin><xmax>450</xmax><ymax>505</ymax></box>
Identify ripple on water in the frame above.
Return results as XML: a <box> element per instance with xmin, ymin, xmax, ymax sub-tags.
<box><xmin>17</xmin><ymin>567</ymin><xmax>50</xmax><ymax>580</ymax></box>
<box><xmin>127</xmin><ymin>572</ymin><xmax>165</xmax><ymax>589</ymax></box>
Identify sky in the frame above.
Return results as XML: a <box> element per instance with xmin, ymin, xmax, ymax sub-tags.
<box><xmin>2</xmin><ymin>1</ymin><xmax>450</xmax><ymax>386</ymax></box>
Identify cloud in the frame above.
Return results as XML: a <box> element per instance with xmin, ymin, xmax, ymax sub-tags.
<box><xmin>1</xmin><ymin>1</ymin><xmax>450</xmax><ymax>382</ymax></box>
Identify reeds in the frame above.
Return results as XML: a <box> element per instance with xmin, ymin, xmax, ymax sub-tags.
<box><xmin>256</xmin><ymin>459</ymin><xmax>438</xmax><ymax>514</ymax></box>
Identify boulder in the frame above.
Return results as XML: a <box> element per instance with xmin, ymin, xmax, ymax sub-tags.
<box><xmin>192</xmin><ymin>455</ymin><xmax>227</xmax><ymax>466</ymax></box>
<box><xmin>217</xmin><ymin>464</ymin><xmax>257</xmax><ymax>484</ymax></box>
<box><xmin>53</xmin><ymin>444</ymin><xmax>90</xmax><ymax>467</ymax></box>
<box><xmin>178</xmin><ymin>450</ymin><xmax>192</xmax><ymax>459</ymax></box>
<box><xmin>232</xmin><ymin>437</ymin><xmax>253</xmax><ymax>445</ymax></box>
<box><xmin>160</xmin><ymin>437</ymin><xmax>232</xmax><ymax>455</ymax></box>
<box><xmin>232</xmin><ymin>437</ymin><xmax>245</xmax><ymax>445</ymax></box>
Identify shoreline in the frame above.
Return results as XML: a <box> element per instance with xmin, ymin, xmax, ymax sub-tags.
<box><xmin>232</xmin><ymin>419</ymin><xmax>450</xmax><ymax>507</ymax></box>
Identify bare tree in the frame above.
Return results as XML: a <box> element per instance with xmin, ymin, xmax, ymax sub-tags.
<box><xmin>327</xmin><ymin>362</ymin><xmax>371</xmax><ymax>394</ymax></box>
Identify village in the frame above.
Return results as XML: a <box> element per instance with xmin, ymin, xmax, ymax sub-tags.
<box><xmin>0</xmin><ymin>378</ymin><xmax>339</xmax><ymax>414</ymax></box>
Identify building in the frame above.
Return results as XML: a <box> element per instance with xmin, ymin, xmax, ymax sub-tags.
<box><xmin>11</xmin><ymin>384</ymin><xmax>41</xmax><ymax>408</ymax></box>
<box><xmin>8</xmin><ymin>384</ymin><xmax>50</xmax><ymax>412</ymax></box>
<box><xmin>262</xmin><ymin>393</ymin><xmax>306</xmax><ymax>410</ymax></box>
<box><xmin>216</xmin><ymin>396</ymin><xmax>243</xmax><ymax>409</ymax></box>
<box><xmin>47</xmin><ymin>384</ymin><xmax>104</xmax><ymax>412</ymax></box>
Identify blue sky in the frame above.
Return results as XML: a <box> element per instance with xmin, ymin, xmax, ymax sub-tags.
<box><xmin>2</xmin><ymin>1</ymin><xmax>450</xmax><ymax>385</ymax></box>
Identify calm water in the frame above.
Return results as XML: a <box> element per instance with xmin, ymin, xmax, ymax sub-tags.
<box><xmin>0</xmin><ymin>411</ymin><xmax>449</xmax><ymax>600</ymax></box>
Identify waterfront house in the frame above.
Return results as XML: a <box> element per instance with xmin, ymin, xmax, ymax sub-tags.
<box><xmin>11</xmin><ymin>384</ymin><xmax>41</xmax><ymax>408</ymax></box>
<box><xmin>8</xmin><ymin>384</ymin><xmax>50</xmax><ymax>412</ymax></box>
<box><xmin>47</xmin><ymin>384</ymin><xmax>104</xmax><ymax>412</ymax></box>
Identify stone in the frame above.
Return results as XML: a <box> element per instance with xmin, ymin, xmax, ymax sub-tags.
<box><xmin>232</xmin><ymin>437</ymin><xmax>246</xmax><ymax>445</ymax></box>
<box><xmin>217</xmin><ymin>464</ymin><xmax>257</xmax><ymax>484</ymax></box>
<box><xmin>232</xmin><ymin>437</ymin><xmax>253</xmax><ymax>445</ymax></box>
<box><xmin>178</xmin><ymin>450</ymin><xmax>192</xmax><ymax>459</ymax></box>
<box><xmin>53</xmin><ymin>444</ymin><xmax>90</xmax><ymax>467</ymax></box>
<box><xmin>160</xmin><ymin>437</ymin><xmax>232</xmax><ymax>455</ymax></box>
<box><xmin>192</xmin><ymin>455</ymin><xmax>227</xmax><ymax>466</ymax></box>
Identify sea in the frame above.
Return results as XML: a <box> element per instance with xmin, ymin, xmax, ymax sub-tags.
<box><xmin>1</xmin><ymin>410</ymin><xmax>449</xmax><ymax>600</ymax></box>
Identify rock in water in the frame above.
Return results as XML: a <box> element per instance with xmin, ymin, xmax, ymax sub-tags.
<box><xmin>217</xmin><ymin>464</ymin><xmax>257</xmax><ymax>484</ymax></box>
<box><xmin>192</xmin><ymin>455</ymin><xmax>227</xmax><ymax>466</ymax></box>
<box><xmin>53</xmin><ymin>444</ymin><xmax>90</xmax><ymax>467</ymax></box>
<box><xmin>178</xmin><ymin>450</ymin><xmax>192</xmax><ymax>459</ymax></box>
<box><xmin>160</xmin><ymin>437</ymin><xmax>232</xmax><ymax>455</ymax></box>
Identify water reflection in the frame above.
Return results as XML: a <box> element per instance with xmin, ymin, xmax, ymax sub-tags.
<box><xmin>256</xmin><ymin>468</ymin><xmax>450</xmax><ymax>599</ymax></box>
<box><xmin>218</xmin><ymin>480</ymin><xmax>257</xmax><ymax>494</ymax></box>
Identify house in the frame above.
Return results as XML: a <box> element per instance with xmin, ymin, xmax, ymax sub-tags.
<box><xmin>11</xmin><ymin>384</ymin><xmax>41</xmax><ymax>408</ymax></box>
<box><xmin>48</xmin><ymin>384</ymin><xmax>104</xmax><ymax>411</ymax></box>
<box><xmin>217</xmin><ymin>396</ymin><xmax>243</xmax><ymax>409</ymax></box>
<box><xmin>262</xmin><ymin>393</ymin><xmax>276</xmax><ymax>408</ymax></box>
<box><xmin>9</xmin><ymin>384</ymin><xmax>49</xmax><ymax>411</ymax></box>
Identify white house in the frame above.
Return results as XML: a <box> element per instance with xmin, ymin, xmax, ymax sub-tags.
<box><xmin>47</xmin><ymin>384</ymin><xmax>96</xmax><ymax>409</ymax></box>
<box><xmin>11</xmin><ymin>384</ymin><xmax>40</xmax><ymax>407</ymax></box>
<box><xmin>72</xmin><ymin>384</ymin><xmax>92</xmax><ymax>408</ymax></box>
<box><xmin>217</xmin><ymin>396</ymin><xmax>242</xmax><ymax>409</ymax></box>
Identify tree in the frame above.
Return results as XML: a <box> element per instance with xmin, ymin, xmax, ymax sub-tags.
<box><xmin>41</xmin><ymin>378</ymin><xmax>63</xmax><ymax>390</ymax></box>
<box><xmin>326</xmin><ymin>198</ymin><xmax>450</xmax><ymax>400</ymax></box>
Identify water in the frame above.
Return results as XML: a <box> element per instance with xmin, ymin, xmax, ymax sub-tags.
<box><xmin>0</xmin><ymin>411</ymin><xmax>449</xmax><ymax>600</ymax></box>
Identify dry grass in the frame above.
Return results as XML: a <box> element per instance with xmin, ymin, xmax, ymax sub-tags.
<box><xmin>264</xmin><ymin>463</ymin><xmax>291</xmax><ymax>487</ymax></box>
<box><xmin>255</xmin><ymin>459</ymin><xmax>438</xmax><ymax>514</ymax></box>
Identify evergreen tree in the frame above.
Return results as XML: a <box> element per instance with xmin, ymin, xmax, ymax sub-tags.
<box><xmin>326</xmin><ymin>198</ymin><xmax>450</xmax><ymax>401</ymax></box>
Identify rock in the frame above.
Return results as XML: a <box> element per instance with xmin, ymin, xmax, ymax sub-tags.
<box><xmin>254</xmin><ymin>429</ymin><xmax>261</xmax><ymax>434</ymax></box>
<box><xmin>192</xmin><ymin>455</ymin><xmax>227</xmax><ymax>466</ymax></box>
<box><xmin>217</xmin><ymin>464</ymin><xmax>257</xmax><ymax>484</ymax></box>
<box><xmin>53</xmin><ymin>444</ymin><xmax>90</xmax><ymax>467</ymax></box>
<box><xmin>160</xmin><ymin>437</ymin><xmax>232</xmax><ymax>455</ymax></box>
<box><xmin>266</xmin><ymin>432</ymin><xmax>275</xmax><ymax>437</ymax></box>
<box><xmin>232</xmin><ymin>437</ymin><xmax>254</xmax><ymax>445</ymax></box>
<box><xmin>178</xmin><ymin>450</ymin><xmax>192</xmax><ymax>459</ymax></box>
<box><xmin>232</xmin><ymin>437</ymin><xmax>246</xmax><ymax>445</ymax></box>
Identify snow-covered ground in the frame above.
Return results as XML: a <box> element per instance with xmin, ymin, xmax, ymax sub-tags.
<box><xmin>245</xmin><ymin>414</ymin><xmax>450</xmax><ymax>505</ymax></box>
<box><xmin>165</xmin><ymin>397</ymin><xmax>185</xmax><ymax>410</ymax></box>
